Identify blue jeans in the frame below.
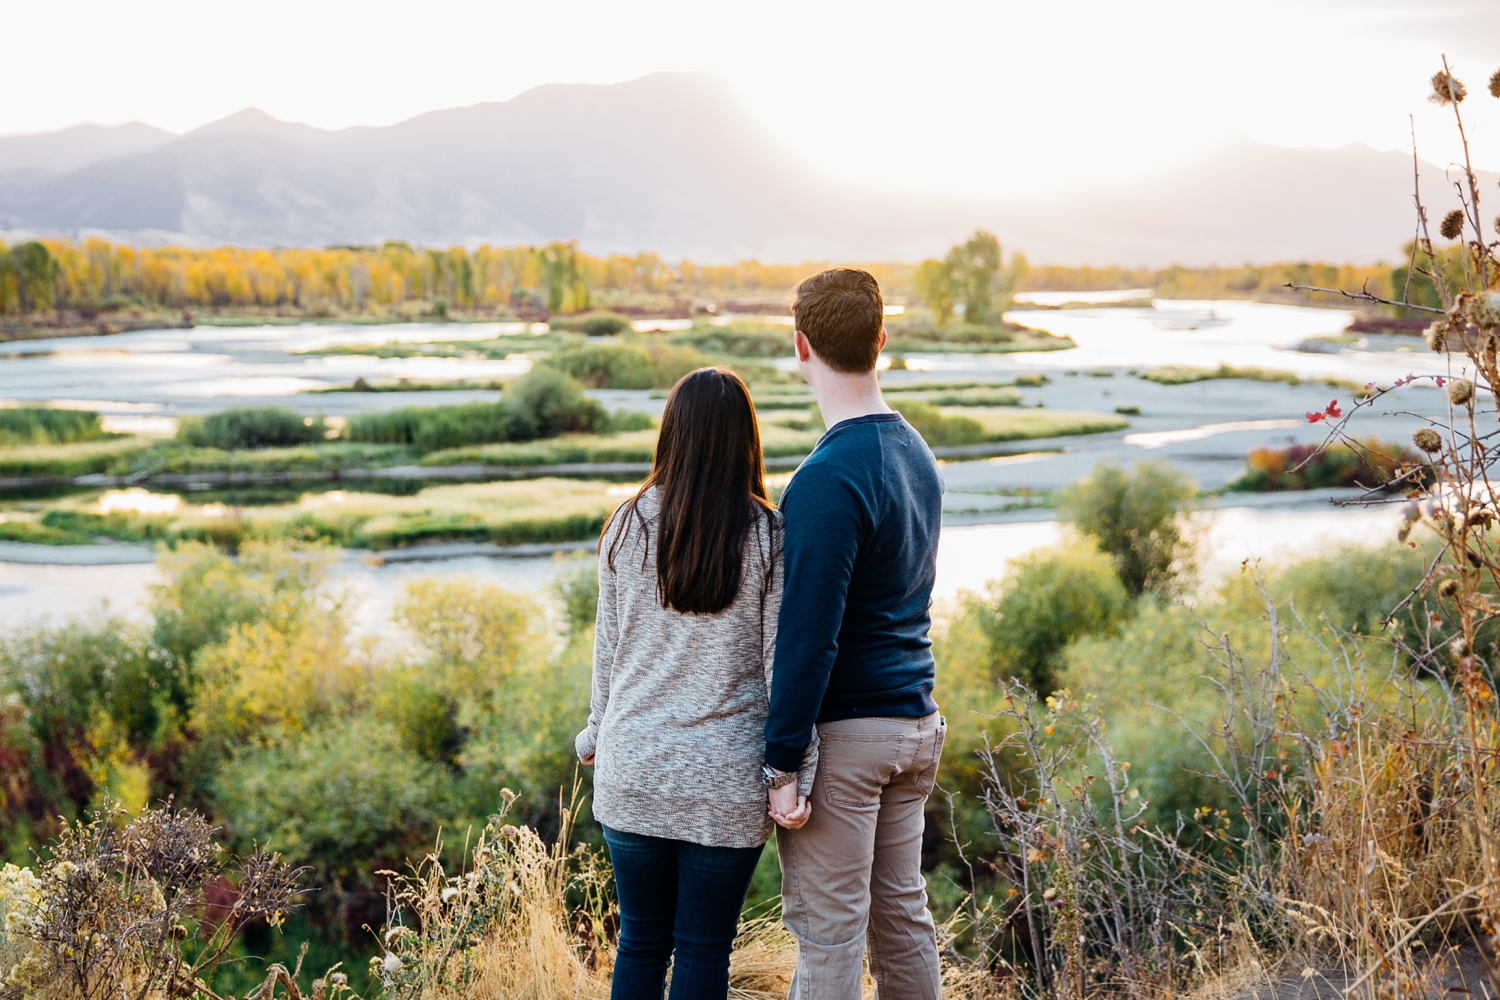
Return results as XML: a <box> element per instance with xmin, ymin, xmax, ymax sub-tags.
<box><xmin>601</xmin><ymin>825</ymin><xmax>764</xmax><ymax>1000</ymax></box>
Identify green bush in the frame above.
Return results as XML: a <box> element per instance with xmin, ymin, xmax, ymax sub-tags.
<box><xmin>1057</xmin><ymin>460</ymin><xmax>1196</xmax><ymax>596</ymax></box>
<box><xmin>346</xmin><ymin>368</ymin><xmax>606</xmax><ymax>450</ymax></box>
<box><xmin>543</xmin><ymin>343</ymin><xmax>656</xmax><ymax>389</ymax></box>
<box><xmin>178</xmin><ymin>407</ymin><xmax>325</xmax><ymax>450</ymax></box>
<box><xmin>606</xmin><ymin>409</ymin><xmax>656</xmax><ymax>432</ymax></box>
<box><xmin>503</xmin><ymin>365</ymin><xmax>608</xmax><ymax>438</ymax></box>
<box><xmin>668</xmin><ymin>322</ymin><xmax>789</xmax><ymax>358</ymax></box>
<box><xmin>892</xmin><ymin>401</ymin><xmax>988</xmax><ymax>447</ymax></box>
<box><xmin>976</xmin><ymin>543</ymin><xmax>1130</xmax><ymax>692</ymax></box>
<box><xmin>553</xmin><ymin>556</ymin><xmax>600</xmax><ymax>634</ymax></box>
<box><xmin>0</xmin><ymin>408</ymin><xmax>110</xmax><ymax>447</ymax></box>
<box><xmin>542</xmin><ymin>341</ymin><xmax>713</xmax><ymax>390</ymax></box>
<box><xmin>548</xmin><ymin>313</ymin><xmax>632</xmax><ymax>336</ymax></box>
<box><xmin>212</xmin><ymin>718</ymin><xmax>456</xmax><ymax>891</ymax></box>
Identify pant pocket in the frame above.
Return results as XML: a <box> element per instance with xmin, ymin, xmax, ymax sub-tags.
<box><xmin>912</xmin><ymin>717</ymin><xmax>947</xmax><ymax>795</ymax></box>
<box><xmin>819</xmin><ymin>733</ymin><xmax>903</xmax><ymax>807</ymax></box>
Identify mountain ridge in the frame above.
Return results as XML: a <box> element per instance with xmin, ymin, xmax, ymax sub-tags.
<box><xmin>0</xmin><ymin>75</ymin><xmax>1487</xmax><ymax>266</ymax></box>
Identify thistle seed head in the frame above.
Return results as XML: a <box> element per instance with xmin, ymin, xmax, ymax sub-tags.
<box><xmin>1431</xmin><ymin>70</ymin><xmax>1467</xmax><ymax>105</ymax></box>
<box><xmin>1471</xmin><ymin>291</ymin><xmax>1500</xmax><ymax>329</ymax></box>
<box><xmin>1425</xmin><ymin>319</ymin><xmax>1453</xmax><ymax>352</ymax></box>
<box><xmin>1440</xmin><ymin>209</ymin><xmax>1466</xmax><ymax>240</ymax></box>
<box><xmin>331</xmin><ymin>974</ymin><xmax>348</xmax><ymax>987</ymax></box>
<box><xmin>1439</xmin><ymin>578</ymin><xmax>1461</xmax><ymax>598</ymax></box>
<box><xmin>1448</xmin><ymin>378</ymin><xmax>1476</xmax><ymax>405</ymax></box>
<box><xmin>1490</xmin><ymin>67</ymin><xmax>1500</xmax><ymax>99</ymax></box>
<box><xmin>500</xmin><ymin>824</ymin><xmax>520</xmax><ymax>839</ymax></box>
<box><xmin>1413</xmin><ymin>427</ymin><xmax>1444</xmax><ymax>453</ymax></box>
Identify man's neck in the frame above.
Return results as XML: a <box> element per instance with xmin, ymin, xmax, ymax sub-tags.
<box><xmin>808</xmin><ymin>370</ymin><xmax>890</xmax><ymax>429</ymax></box>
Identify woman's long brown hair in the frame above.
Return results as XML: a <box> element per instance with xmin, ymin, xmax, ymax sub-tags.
<box><xmin>604</xmin><ymin>366</ymin><xmax>773</xmax><ymax>614</ymax></box>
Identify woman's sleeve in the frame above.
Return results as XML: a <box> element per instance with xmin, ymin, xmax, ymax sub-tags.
<box><xmin>575</xmin><ymin>539</ymin><xmax>619</xmax><ymax>761</ymax></box>
<box><xmin>761</xmin><ymin>516</ymin><xmax>818</xmax><ymax>795</ymax></box>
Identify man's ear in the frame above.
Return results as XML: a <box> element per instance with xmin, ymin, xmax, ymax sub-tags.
<box><xmin>877</xmin><ymin>327</ymin><xmax>888</xmax><ymax>353</ymax></box>
<box><xmin>794</xmin><ymin>329</ymin><xmax>812</xmax><ymax>363</ymax></box>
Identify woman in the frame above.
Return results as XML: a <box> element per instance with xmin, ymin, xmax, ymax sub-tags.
<box><xmin>576</xmin><ymin>367</ymin><xmax>815</xmax><ymax>1000</ymax></box>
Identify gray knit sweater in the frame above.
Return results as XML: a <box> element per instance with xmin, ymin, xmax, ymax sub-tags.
<box><xmin>575</xmin><ymin>488</ymin><xmax>817</xmax><ymax>849</ymax></box>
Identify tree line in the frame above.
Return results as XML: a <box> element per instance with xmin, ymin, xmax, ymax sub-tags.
<box><xmin>0</xmin><ymin>237</ymin><xmax>911</xmax><ymax>319</ymax></box>
<box><xmin>0</xmin><ymin>231</ymin><xmax>1410</xmax><ymax>321</ymax></box>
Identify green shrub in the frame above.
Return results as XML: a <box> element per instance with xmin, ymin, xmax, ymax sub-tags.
<box><xmin>548</xmin><ymin>313</ymin><xmax>632</xmax><ymax>336</ymax></box>
<box><xmin>542</xmin><ymin>341</ymin><xmax>713</xmax><ymax>390</ymax></box>
<box><xmin>503</xmin><ymin>365</ymin><xmax>608</xmax><ymax>438</ymax></box>
<box><xmin>1057</xmin><ymin>460</ymin><xmax>1195</xmax><ymax>596</ymax></box>
<box><xmin>553</xmin><ymin>556</ymin><xmax>600</xmax><ymax>634</ymax></box>
<box><xmin>668</xmin><ymin>322</ymin><xmax>789</xmax><ymax>358</ymax></box>
<box><xmin>0</xmin><ymin>408</ymin><xmax>110</xmax><ymax>447</ymax></box>
<box><xmin>178</xmin><ymin>407</ymin><xmax>325</xmax><ymax>450</ymax></box>
<box><xmin>150</xmin><ymin>541</ymin><xmax>328</xmax><ymax>667</ymax></box>
<box><xmin>212</xmin><ymin>718</ymin><xmax>456</xmax><ymax>890</ymax></box>
<box><xmin>891</xmin><ymin>401</ymin><xmax>988</xmax><ymax>447</ymax></box>
<box><xmin>346</xmin><ymin>369</ymin><xmax>606</xmax><ymax>450</ymax></box>
<box><xmin>543</xmin><ymin>343</ymin><xmax>656</xmax><ymax>389</ymax></box>
<box><xmin>606</xmin><ymin>409</ymin><xmax>656</xmax><ymax>432</ymax></box>
<box><xmin>976</xmin><ymin>543</ymin><xmax>1130</xmax><ymax>692</ymax></box>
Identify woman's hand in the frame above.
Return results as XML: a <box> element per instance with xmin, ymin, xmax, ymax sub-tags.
<box><xmin>769</xmin><ymin>787</ymin><xmax>811</xmax><ymax>829</ymax></box>
<box><xmin>580</xmin><ymin>753</ymin><xmax>595</xmax><ymax>765</ymax></box>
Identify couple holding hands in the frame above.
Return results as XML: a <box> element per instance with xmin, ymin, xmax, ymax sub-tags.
<box><xmin>576</xmin><ymin>267</ymin><xmax>946</xmax><ymax>1000</ymax></box>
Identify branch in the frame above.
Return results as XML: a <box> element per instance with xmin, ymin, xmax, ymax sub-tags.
<box><xmin>1281</xmin><ymin>282</ymin><xmax>1444</xmax><ymax>314</ymax></box>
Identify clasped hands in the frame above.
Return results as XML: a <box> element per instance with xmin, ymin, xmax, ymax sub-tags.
<box><xmin>579</xmin><ymin>756</ymin><xmax>811</xmax><ymax>830</ymax></box>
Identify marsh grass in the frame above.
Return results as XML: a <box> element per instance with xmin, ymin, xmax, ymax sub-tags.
<box><xmin>1139</xmin><ymin>364</ymin><xmax>1363</xmax><ymax>392</ymax></box>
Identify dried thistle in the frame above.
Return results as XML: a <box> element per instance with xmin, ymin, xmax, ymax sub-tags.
<box><xmin>1431</xmin><ymin>70</ymin><xmax>1467</xmax><ymax>105</ymax></box>
<box><xmin>1471</xmin><ymin>291</ymin><xmax>1500</xmax><ymax>329</ymax></box>
<box><xmin>1490</xmin><ymin>67</ymin><xmax>1500</xmax><ymax>99</ymax></box>
<box><xmin>1413</xmin><ymin>427</ymin><xmax>1444</xmax><ymax>453</ymax></box>
<box><xmin>1425</xmin><ymin>318</ymin><xmax>1456</xmax><ymax>352</ymax></box>
<box><xmin>1448</xmin><ymin>378</ymin><xmax>1476</xmax><ymax>406</ymax></box>
<box><xmin>1440</xmin><ymin>209</ymin><xmax>1466</xmax><ymax>240</ymax></box>
<box><xmin>1439</xmin><ymin>578</ymin><xmax>1461</xmax><ymax>598</ymax></box>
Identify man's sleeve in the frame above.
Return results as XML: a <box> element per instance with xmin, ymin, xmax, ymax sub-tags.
<box><xmin>763</xmin><ymin>468</ymin><xmax>864</xmax><ymax>772</ymax></box>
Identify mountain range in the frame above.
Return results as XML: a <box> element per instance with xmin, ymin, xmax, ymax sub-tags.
<box><xmin>0</xmin><ymin>72</ymin><xmax>1490</xmax><ymax>266</ymax></box>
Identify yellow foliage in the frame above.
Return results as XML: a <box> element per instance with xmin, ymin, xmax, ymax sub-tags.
<box><xmin>396</xmin><ymin>578</ymin><xmax>552</xmax><ymax>695</ymax></box>
<box><xmin>192</xmin><ymin>611</ymin><xmax>363</xmax><ymax>748</ymax></box>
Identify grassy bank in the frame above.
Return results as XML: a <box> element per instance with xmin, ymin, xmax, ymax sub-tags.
<box><xmin>1139</xmin><ymin>363</ymin><xmax>1364</xmax><ymax>391</ymax></box>
<box><xmin>0</xmin><ymin>478</ymin><xmax>624</xmax><ymax>550</ymax></box>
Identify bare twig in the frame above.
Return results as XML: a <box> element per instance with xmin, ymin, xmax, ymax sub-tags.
<box><xmin>1281</xmin><ymin>281</ymin><xmax>1443</xmax><ymax>314</ymax></box>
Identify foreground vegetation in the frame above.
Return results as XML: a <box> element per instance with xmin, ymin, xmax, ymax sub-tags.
<box><xmin>1</xmin><ymin>454</ymin><xmax>1494</xmax><ymax>1000</ymax></box>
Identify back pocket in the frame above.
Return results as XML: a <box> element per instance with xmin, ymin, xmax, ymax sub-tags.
<box><xmin>818</xmin><ymin>732</ymin><xmax>904</xmax><ymax>808</ymax></box>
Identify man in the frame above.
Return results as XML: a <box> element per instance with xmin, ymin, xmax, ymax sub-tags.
<box><xmin>763</xmin><ymin>267</ymin><xmax>946</xmax><ymax>999</ymax></box>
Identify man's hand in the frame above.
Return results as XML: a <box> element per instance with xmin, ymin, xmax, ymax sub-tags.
<box><xmin>580</xmin><ymin>753</ymin><xmax>595</xmax><ymax>765</ymax></box>
<box><xmin>768</xmin><ymin>782</ymin><xmax>811</xmax><ymax>830</ymax></box>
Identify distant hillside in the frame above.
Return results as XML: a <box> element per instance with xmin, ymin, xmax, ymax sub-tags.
<box><xmin>0</xmin><ymin>74</ymin><xmax>960</xmax><ymax>262</ymax></box>
<box><xmin>0</xmin><ymin>74</ymin><xmax>1489</xmax><ymax>266</ymax></box>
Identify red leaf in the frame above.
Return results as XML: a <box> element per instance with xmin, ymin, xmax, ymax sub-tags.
<box><xmin>1325</xmin><ymin>400</ymin><xmax>1342</xmax><ymax>418</ymax></box>
<box><xmin>1306</xmin><ymin>411</ymin><xmax>1325</xmax><ymax>423</ymax></box>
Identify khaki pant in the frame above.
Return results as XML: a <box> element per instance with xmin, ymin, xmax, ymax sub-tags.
<box><xmin>778</xmin><ymin>712</ymin><xmax>946</xmax><ymax>1000</ymax></box>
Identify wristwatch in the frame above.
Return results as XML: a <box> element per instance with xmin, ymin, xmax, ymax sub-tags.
<box><xmin>761</xmin><ymin>765</ymin><xmax>797</xmax><ymax>789</ymax></box>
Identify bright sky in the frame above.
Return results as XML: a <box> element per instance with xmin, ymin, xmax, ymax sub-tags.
<box><xmin>5</xmin><ymin>0</ymin><xmax>1499</xmax><ymax>198</ymax></box>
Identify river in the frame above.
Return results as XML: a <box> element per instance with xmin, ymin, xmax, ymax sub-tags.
<box><xmin>0</xmin><ymin>297</ymin><xmax>1460</xmax><ymax>630</ymax></box>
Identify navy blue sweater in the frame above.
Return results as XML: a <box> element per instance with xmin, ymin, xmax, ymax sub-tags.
<box><xmin>763</xmin><ymin>412</ymin><xmax>943</xmax><ymax>772</ymax></box>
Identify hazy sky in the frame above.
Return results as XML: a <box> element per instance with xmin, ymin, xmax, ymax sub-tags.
<box><xmin>6</xmin><ymin>0</ymin><xmax>1499</xmax><ymax>197</ymax></box>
